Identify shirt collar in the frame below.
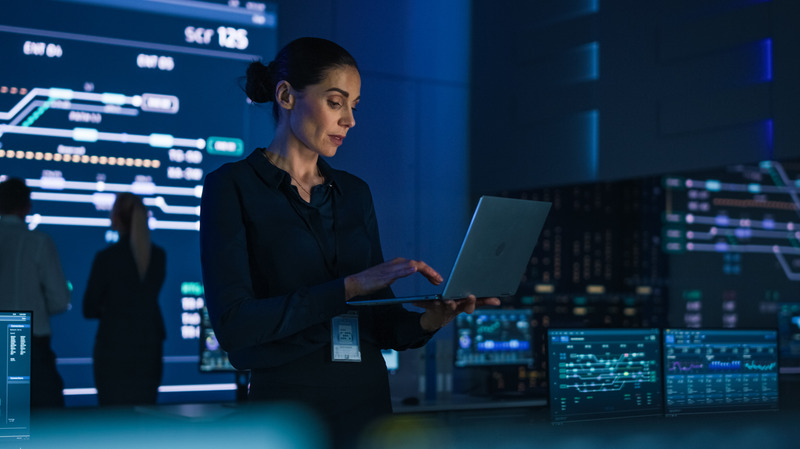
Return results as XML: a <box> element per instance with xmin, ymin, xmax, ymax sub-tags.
<box><xmin>247</xmin><ymin>148</ymin><xmax>343</xmax><ymax>196</ymax></box>
<box><xmin>0</xmin><ymin>215</ymin><xmax>25</xmax><ymax>226</ymax></box>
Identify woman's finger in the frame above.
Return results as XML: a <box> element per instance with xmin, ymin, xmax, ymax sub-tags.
<box><xmin>408</xmin><ymin>260</ymin><xmax>443</xmax><ymax>285</ymax></box>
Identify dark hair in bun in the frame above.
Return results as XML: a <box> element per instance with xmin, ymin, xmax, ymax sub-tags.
<box><xmin>244</xmin><ymin>60</ymin><xmax>275</xmax><ymax>104</ymax></box>
<box><xmin>245</xmin><ymin>37</ymin><xmax>358</xmax><ymax>122</ymax></box>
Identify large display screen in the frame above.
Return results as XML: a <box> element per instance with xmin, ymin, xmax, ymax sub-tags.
<box><xmin>548</xmin><ymin>328</ymin><xmax>663</xmax><ymax>422</ymax></box>
<box><xmin>663</xmin><ymin>328</ymin><xmax>779</xmax><ymax>415</ymax></box>
<box><xmin>1</xmin><ymin>0</ymin><xmax>276</xmax><ymax>404</ymax></box>
<box><xmin>663</xmin><ymin>159</ymin><xmax>800</xmax><ymax>329</ymax></box>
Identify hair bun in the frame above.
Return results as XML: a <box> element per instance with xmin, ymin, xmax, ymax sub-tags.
<box><xmin>245</xmin><ymin>60</ymin><xmax>275</xmax><ymax>103</ymax></box>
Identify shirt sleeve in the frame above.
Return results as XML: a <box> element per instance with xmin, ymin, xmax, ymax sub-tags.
<box><xmin>37</xmin><ymin>233</ymin><xmax>70</xmax><ymax>315</ymax></box>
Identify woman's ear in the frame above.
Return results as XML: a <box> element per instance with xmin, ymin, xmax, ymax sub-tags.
<box><xmin>275</xmin><ymin>80</ymin><xmax>294</xmax><ymax>110</ymax></box>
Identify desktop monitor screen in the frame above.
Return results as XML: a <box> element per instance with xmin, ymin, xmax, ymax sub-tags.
<box><xmin>548</xmin><ymin>328</ymin><xmax>663</xmax><ymax>422</ymax></box>
<box><xmin>777</xmin><ymin>304</ymin><xmax>800</xmax><ymax>374</ymax></box>
<box><xmin>663</xmin><ymin>328</ymin><xmax>779</xmax><ymax>415</ymax></box>
<box><xmin>0</xmin><ymin>311</ymin><xmax>31</xmax><ymax>441</ymax></box>
<box><xmin>381</xmin><ymin>350</ymin><xmax>399</xmax><ymax>371</ymax></box>
<box><xmin>455</xmin><ymin>309</ymin><xmax>533</xmax><ymax>367</ymax></box>
<box><xmin>198</xmin><ymin>307</ymin><xmax>235</xmax><ymax>373</ymax></box>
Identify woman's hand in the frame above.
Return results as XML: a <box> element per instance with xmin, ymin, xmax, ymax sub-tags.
<box><xmin>344</xmin><ymin>257</ymin><xmax>442</xmax><ymax>300</ymax></box>
<box><xmin>415</xmin><ymin>295</ymin><xmax>501</xmax><ymax>332</ymax></box>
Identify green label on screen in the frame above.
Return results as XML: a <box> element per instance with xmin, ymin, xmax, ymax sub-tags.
<box><xmin>206</xmin><ymin>137</ymin><xmax>243</xmax><ymax>156</ymax></box>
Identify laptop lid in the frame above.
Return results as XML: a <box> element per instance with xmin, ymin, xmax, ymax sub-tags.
<box><xmin>348</xmin><ymin>196</ymin><xmax>551</xmax><ymax>305</ymax></box>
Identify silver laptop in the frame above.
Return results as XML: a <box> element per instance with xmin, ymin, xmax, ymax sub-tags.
<box><xmin>347</xmin><ymin>196</ymin><xmax>551</xmax><ymax>306</ymax></box>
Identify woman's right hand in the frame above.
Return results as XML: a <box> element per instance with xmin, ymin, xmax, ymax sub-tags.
<box><xmin>344</xmin><ymin>257</ymin><xmax>443</xmax><ymax>300</ymax></box>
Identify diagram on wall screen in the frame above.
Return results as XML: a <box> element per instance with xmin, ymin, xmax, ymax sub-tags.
<box><xmin>0</xmin><ymin>0</ymin><xmax>276</xmax><ymax>403</ymax></box>
<box><xmin>663</xmin><ymin>159</ymin><xmax>800</xmax><ymax>328</ymax></box>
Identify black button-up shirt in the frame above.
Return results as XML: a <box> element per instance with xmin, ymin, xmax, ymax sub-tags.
<box><xmin>199</xmin><ymin>149</ymin><xmax>432</xmax><ymax>376</ymax></box>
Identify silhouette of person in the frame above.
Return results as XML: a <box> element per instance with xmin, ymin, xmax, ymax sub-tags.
<box><xmin>0</xmin><ymin>177</ymin><xmax>70</xmax><ymax>407</ymax></box>
<box><xmin>83</xmin><ymin>192</ymin><xmax>166</xmax><ymax>405</ymax></box>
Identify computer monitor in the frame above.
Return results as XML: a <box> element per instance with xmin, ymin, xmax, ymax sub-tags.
<box><xmin>381</xmin><ymin>349</ymin><xmax>399</xmax><ymax>371</ymax></box>
<box><xmin>198</xmin><ymin>307</ymin><xmax>235</xmax><ymax>373</ymax></box>
<box><xmin>548</xmin><ymin>328</ymin><xmax>663</xmax><ymax>422</ymax></box>
<box><xmin>663</xmin><ymin>328</ymin><xmax>779</xmax><ymax>415</ymax></box>
<box><xmin>777</xmin><ymin>304</ymin><xmax>800</xmax><ymax>374</ymax></box>
<box><xmin>0</xmin><ymin>311</ymin><xmax>31</xmax><ymax>442</ymax></box>
<box><xmin>455</xmin><ymin>309</ymin><xmax>533</xmax><ymax>367</ymax></box>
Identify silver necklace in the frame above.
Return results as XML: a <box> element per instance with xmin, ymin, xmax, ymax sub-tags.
<box><xmin>262</xmin><ymin>150</ymin><xmax>319</xmax><ymax>197</ymax></box>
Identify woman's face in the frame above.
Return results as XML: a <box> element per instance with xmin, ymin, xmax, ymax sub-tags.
<box><xmin>287</xmin><ymin>65</ymin><xmax>361</xmax><ymax>158</ymax></box>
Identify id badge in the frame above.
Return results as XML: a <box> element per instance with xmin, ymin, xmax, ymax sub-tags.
<box><xmin>331</xmin><ymin>312</ymin><xmax>361</xmax><ymax>362</ymax></box>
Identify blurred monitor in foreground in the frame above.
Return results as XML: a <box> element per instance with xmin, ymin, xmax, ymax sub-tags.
<box><xmin>0</xmin><ymin>311</ymin><xmax>31</xmax><ymax>442</ymax></box>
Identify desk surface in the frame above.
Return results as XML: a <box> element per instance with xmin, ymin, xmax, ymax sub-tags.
<box><xmin>394</xmin><ymin>394</ymin><xmax>547</xmax><ymax>413</ymax></box>
<box><xmin>24</xmin><ymin>395</ymin><xmax>800</xmax><ymax>449</ymax></box>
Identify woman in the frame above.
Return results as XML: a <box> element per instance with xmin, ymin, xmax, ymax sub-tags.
<box><xmin>199</xmin><ymin>37</ymin><xmax>497</xmax><ymax>444</ymax></box>
<box><xmin>84</xmin><ymin>192</ymin><xmax>166</xmax><ymax>405</ymax></box>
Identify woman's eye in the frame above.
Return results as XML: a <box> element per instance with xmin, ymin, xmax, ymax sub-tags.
<box><xmin>328</xmin><ymin>100</ymin><xmax>341</xmax><ymax>108</ymax></box>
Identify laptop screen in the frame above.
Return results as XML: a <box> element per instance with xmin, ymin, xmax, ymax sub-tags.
<box><xmin>0</xmin><ymin>311</ymin><xmax>31</xmax><ymax>441</ymax></box>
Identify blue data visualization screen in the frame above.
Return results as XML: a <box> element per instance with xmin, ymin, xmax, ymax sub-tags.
<box><xmin>778</xmin><ymin>303</ymin><xmax>800</xmax><ymax>374</ymax></box>
<box><xmin>455</xmin><ymin>309</ymin><xmax>533</xmax><ymax>367</ymax></box>
<box><xmin>0</xmin><ymin>0</ymin><xmax>276</xmax><ymax>404</ymax></box>
<box><xmin>0</xmin><ymin>311</ymin><xmax>31</xmax><ymax>442</ymax></box>
<box><xmin>663</xmin><ymin>160</ymin><xmax>800</xmax><ymax>329</ymax></box>
<box><xmin>548</xmin><ymin>328</ymin><xmax>663</xmax><ymax>422</ymax></box>
<box><xmin>663</xmin><ymin>328</ymin><xmax>779</xmax><ymax>415</ymax></box>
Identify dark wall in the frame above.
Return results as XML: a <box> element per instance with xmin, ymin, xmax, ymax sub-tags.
<box><xmin>471</xmin><ymin>0</ymin><xmax>800</xmax><ymax>195</ymax></box>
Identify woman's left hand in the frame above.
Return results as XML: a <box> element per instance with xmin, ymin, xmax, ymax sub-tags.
<box><xmin>415</xmin><ymin>295</ymin><xmax>501</xmax><ymax>332</ymax></box>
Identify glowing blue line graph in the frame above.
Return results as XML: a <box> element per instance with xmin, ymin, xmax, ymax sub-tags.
<box><xmin>668</xmin><ymin>361</ymin><xmax>704</xmax><ymax>372</ymax></box>
<box><xmin>745</xmin><ymin>361</ymin><xmax>777</xmax><ymax>371</ymax></box>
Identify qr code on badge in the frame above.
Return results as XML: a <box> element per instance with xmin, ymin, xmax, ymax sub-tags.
<box><xmin>338</xmin><ymin>324</ymin><xmax>353</xmax><ymax>344</ymax></box>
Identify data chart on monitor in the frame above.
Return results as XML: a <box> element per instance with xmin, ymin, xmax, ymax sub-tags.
<box><xmin>663</xmin><ymin>329</ymin><xmax>779</xmax><ymax>415</ymax></box>
<box><xmin>455</xmin><ymin>309</ymin><xmax>533</xmax><ymax>367</ymax></box>
<box><xmin>0</xmin><ymin>312</ymin><xmax>31</xmax><ymax>440</ymax></box>
<box><xmin>548</xmin><ymin>328</ymin><xmax>663</xmax><ymax>422</ymax></box>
